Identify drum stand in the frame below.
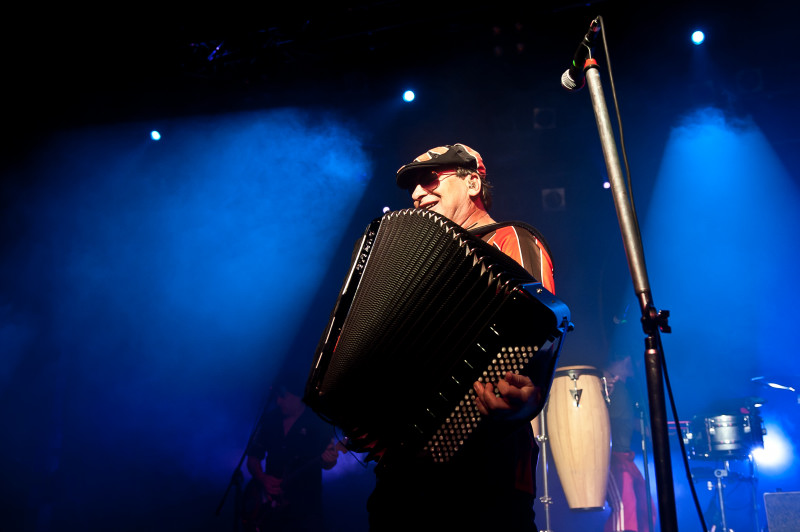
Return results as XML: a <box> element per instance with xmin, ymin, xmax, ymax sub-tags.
<box><xmin>694</xmin><ymin>456</ymin><xmax>761</xmax><ymax>532</ymax></box>
<box><xmin>536</xmin><ymin>399</ymin><xmax>554</xmax><ymax>532</ymax></box>
<box><xmin>707</xmin><ymin>465</ymin><xmax>732</xmax><ymax>532</ymax></box>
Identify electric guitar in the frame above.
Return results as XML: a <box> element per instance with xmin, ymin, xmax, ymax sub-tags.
<box><xmin>242</xmin><ymin>438</ymin><xmax>348</xmax><ymax>531</ymax></box>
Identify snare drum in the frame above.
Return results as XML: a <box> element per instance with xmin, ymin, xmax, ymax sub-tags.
<box><xmin>545</xmin><ymin>365</ymin><xmax>611</xmax><ymax>511</ymax></box>
<box><xmin>691</xmin><ymin>414</ymin><xmax>765</xmax><ymax>459</ymax></box>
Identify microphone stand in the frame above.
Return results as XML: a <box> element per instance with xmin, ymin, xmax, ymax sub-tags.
<box><xmin>216</xmin><ymin>450</ymin><xmax>245</xmax><ymax>532</ymax></box>
<box><xmin>582</xmin><ymin>58</ymin><xmax>679</xmax><ymax>530</ymax></box>
<box><xmin>216</xmin><ymin>403</ymin><xmax>269</xmax><ymax>531</ymax></box>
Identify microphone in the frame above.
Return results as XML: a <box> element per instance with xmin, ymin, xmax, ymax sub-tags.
<box><xmin>560</xmin><ymin>17</ymin><xmax>601</xmax><ymax>92</ymax></box>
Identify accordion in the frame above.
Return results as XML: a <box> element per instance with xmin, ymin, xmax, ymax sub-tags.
<box><xmin>304</xmin><ymin>209</ymin><xmax>572</xmax><ymax>466</ymax></box>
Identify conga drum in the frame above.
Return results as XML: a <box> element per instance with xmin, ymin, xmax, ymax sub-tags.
<box><xmin>545</xmin><ymin>365</ymin><xmax>610</xmax><ymax>510</ymax></box>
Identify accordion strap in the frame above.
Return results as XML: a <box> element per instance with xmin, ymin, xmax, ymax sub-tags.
<box><xmin>469</xmin><ymin>221</ymin><xmax>553</xmax><ymax>259</ymax></box>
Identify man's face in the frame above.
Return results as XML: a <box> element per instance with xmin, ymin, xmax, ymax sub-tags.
<box><xmin>276</xmin><ymin>390</ymin><xmax>304</xmax><ymax>416</ymax></box>
<box><xmin>410</xmin><ymin>169</ymin><xmax>478</xmax><ymax>226</ymax></box>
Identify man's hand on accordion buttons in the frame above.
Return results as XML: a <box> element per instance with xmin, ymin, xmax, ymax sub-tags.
<box><xmin>473</xmin><ymin>372</ymin><xmax>543</xmax><ymax>421</ymax></box>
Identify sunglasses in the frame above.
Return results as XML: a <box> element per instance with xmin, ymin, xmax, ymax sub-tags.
<box><xmin>407</xmin><ymin>170</ymin><xmax>459</xmax><ymax>193</ymax></box>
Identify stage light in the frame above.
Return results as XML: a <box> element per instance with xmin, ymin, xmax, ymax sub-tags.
<box><xmin>691</xmin><ymin>30</ymin><xmax>705</xmax><ymax>45</ymax></box>
<box><xmin>765</xmin><ymin>381</ymin><xmax>796</xmax><ymax>392</ymax></box>
<box><xmin>150</xmin><ymin>130</ymin><xmax>161</xmax><ymax>141</ymax></box>
<box><xmin>403</xmin><ymin>90</ymin><xmax>415</xmax><ymax>102</ymax></box>
<box><xmin>752</xmin><ymin>422</ymin><xmax>791</xmax><ymax>470</ymax></box>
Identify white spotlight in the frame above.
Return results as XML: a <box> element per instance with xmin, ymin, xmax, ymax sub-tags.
<box><xmin>752</xmin><ymin>422</ymin><xmax>792</xmax><ymax>471</ymax></box>
<box><xmin>150</xmin><ymin>130</ymin><xmax>162</xmax><ymax>141</ymax></box>
<box><xmin>403</xmin><ymin>90</ymin><xmax>415</xmax><ymax>102</ymax></box>
<box><xmin>691</xmin><ymin>31</ymin><xmax>705</xmax><ymax>45</ymax></box>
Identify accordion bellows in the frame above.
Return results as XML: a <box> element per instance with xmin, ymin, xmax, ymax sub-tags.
<box><xmin>305</xmin><ymin>209</ymin><xmax>571</xmax><ymax>465</ymax></box>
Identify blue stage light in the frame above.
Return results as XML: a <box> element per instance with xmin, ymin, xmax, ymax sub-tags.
<box><xmin>150</xmin><ymin>130</ymin><xmax>161</xmax><ymax>141</ymax></box>
<box><xmin>691</xmin><ymin>30</ymin><xmax>705</xmax><ymax>45</ymax></box>
<box><xmin>403</xmin><ymin>90</ymin><xmax>415</xmax><ymax>102</ymax></box>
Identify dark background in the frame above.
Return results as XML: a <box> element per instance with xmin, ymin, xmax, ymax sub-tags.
<box><xmin>3</xmin><ymin>2</ymin><xmax>799</xmax><ymax>531</ymax></box>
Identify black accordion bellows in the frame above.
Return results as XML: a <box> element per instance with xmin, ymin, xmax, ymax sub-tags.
<box><xmin>305</xmin><ymin>209</ymin><xmax>571</xmax><ymax>465</ymax></box>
